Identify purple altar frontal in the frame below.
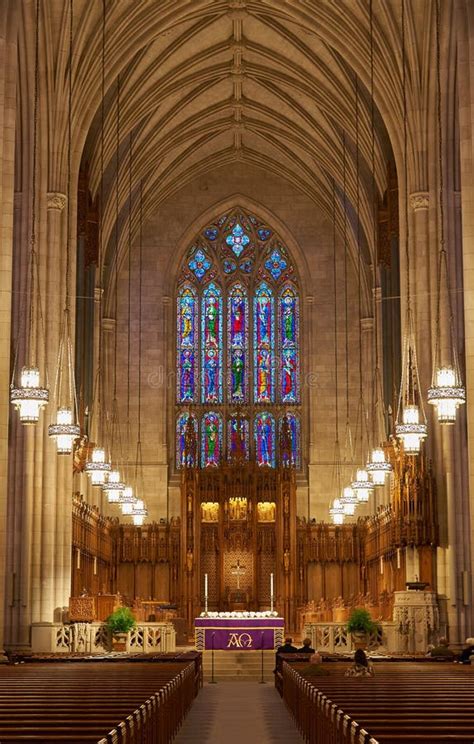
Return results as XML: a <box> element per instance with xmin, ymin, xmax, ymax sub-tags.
<box><xmin>195</xmin><ymin>617</ymin><xmax>285</xmax><ymax>651</ymax></box>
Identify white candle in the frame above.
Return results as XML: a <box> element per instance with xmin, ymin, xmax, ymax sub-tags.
<box><xmin>270</xmin><ymin>572</ymin><xmax>274</xmax><ymax>597</ymax></box>
<box><xmin>93</xmin><ymin>556</ymin><xmax>97</xmax><ymax>576</ymax></box>
<box><xmin>380</xmin><ymin>556</ymin><xmax>384</xmax><ymax>575</ymax></box>
<box><xmin>76</xmin><ymin>548</ymin><xmax>81</xmax><ymax>570</ymax></box>
<box><xmin>397</xmin><ymin>548</ymin><xmax>401</xmax><ymax>569</ymax></box>
<box><xmin>204</xmin><ymin>573</ymin><xmax>208</xmax><ymax>598</ymax></box>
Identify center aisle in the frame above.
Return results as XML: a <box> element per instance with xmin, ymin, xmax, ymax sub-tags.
<box><xmin>173</xmin><ymin>681</ymin><xmax>304</xmax><ymax>744</ymax></box>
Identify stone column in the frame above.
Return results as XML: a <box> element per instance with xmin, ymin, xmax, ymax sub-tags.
<box><xmin>0</xmin><ymin>1</ymin><xmax>19</xmax><ymax>659</ymax></box>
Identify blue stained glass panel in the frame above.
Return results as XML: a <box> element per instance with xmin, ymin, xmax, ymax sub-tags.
<box><xmin>177</xmin><ymin>286</ymin><xmax>197</xmax><ymax>402</ymax></box>
<box><xmin>189</xmin><ymin>248</ymin><xmax>211</xmax><ymax>280</ymax></box>
<box><xmin>254</xmin><ymin>283</ymin><xmax>275</xmax><ymax>403</ymax></box>
<box><xmin>176</xmin><ymin>413</ymin><xmax>198</xmax><ymax>467</ymax></box>
<box><xmin>201</xmin><ymin>411</ymin><xmax>222</xmax><ymax>466</ymax></box>
<box><xmin>204</xmin><ymin>227</ymin><xmax>218</xmax><ymax>241</ymax></box>
<box><xmin>254</xmin><ymin>412</ymin><xmax>275</xmax><ymax>467</ymax></box>
<box><xmin>265</xmin><ymin>249</ymin><xmax>287</xmax><ymax>280</ymax></box>
<box><xmin>258</xmin><ymin>228</ymin><xmax>272</xmax><ymax>241</ymax></box>
<box><xmin>228</xmin><ymin>417</ymin><xmax>249</xmax><ymax>460</ymax></box>
<box><xmin>223</xmin><ymin>260</ymin><xmax>237</xmax><ymax>274</ymax></box>
<box><xmin>226</xmin><ymin>223</ymin><xmax>250</xmax><ymax>257</ymax></box>
<box><xmin>280</xmin><ymin>286</ymin><xmax>299</xmax><ymax>403</ymax></box>
<box><xmin>201</xmin><ymin>283</ymin><xmax>223</xmax><ymax>403</ymax></box>
<box><xmin>239</xmin><ymin>259</ymin><xmax>252</xmax><ymax>273</ymax></box>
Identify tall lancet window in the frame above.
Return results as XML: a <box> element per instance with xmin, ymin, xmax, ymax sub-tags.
<box><xmin>175</xmin><ymin>209</ymin><xmax>301</xmax><ymax>468</ymax></box>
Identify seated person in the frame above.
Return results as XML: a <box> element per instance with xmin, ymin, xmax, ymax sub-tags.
<box><xmin>429</xmin><ymin>637</ymin><xmax>454</xmax><ymax>659</ymax></box>
<box><xmin>277</xmin><ymin>637</ymin><xmax>298</xmax><ymax>653</ymax></box>
<box><xmin>297</xmin><ymin>637</ymin><xmax>315</xmax><ymax>654</ymax></box>
<box><xmin>345</xmin><ymin>648</ymin><xmax>375</xmax><ymax>677</ymax></box>
<box><xmin>459</xmin><ymin>637</ymin><xmax>474</xmax><ymax>663</ymax></box>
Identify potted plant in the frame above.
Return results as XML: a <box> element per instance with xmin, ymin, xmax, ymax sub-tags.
<box><xmin>347</xmin><ymin>608</ymin><xmax>377</xmax><ymax>649</ymax></box>
<box><xmin>106</xmin><ymin>606</ymin><xmax>136</xmax><ymax>652</ymax></box>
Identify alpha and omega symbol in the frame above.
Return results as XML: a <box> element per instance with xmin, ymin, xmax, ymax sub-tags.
<box><xmin>226</xmin><ymin>632</ymin><xmax>253</xmax><ymax>648</ymax></box>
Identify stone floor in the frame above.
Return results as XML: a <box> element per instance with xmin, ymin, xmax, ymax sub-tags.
<box><xmin>173</xmin><ymin>681</ymin><xmax>304</xmax><ymax>743</ymax></box>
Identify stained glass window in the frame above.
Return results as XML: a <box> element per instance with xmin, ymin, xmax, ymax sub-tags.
<box><xmin>202</xmin><ymin>282</ymin><xmax>223</xmax><ymax>404</ymax></box>
<box><xmin>254</xmin><ymin>412</ymin><xmax>276</xmax><ymax>467</ymax></box>
<box><xmin>201</xmin><ymin>411</ymin><xmax>222</xmax><ymax>467</ymax></box>
<box><xmin>279</xmin><ymin>286</ymin><xmax>299</xmax><ymax>403</ymax></box>
<box><xmin>228</xmin><ymin>284</ymin><xmax>248</xmax><ymax>403</ymax></box>
<box><xmin>228</xmin><ymin>417</ymin><xmax>250</xmax><ymax>460</ymax></box>
<box><xmin>254</xmin><ymin>283</ymin><xmax>274</xmax><ymax>403</ymax></box>
<box><xmin>177</xmin><ymin>285</ymin><xmax>197</xmax><ymax>403</ymax></box>
<box><xmin>176</xmin><ymin>413</ymin><xmax>198</xmax><ymax>467</ymax></box>
<box><xmin>176</xmin><ymin>209</ymin><xmax>301</xmax><ymax>468</ymax></box>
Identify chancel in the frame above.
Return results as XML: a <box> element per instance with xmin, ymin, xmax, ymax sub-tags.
<box><xmin>1</xmin><ymin>0</ymin><xmax>474</xmax><ymax>743</ymax></box>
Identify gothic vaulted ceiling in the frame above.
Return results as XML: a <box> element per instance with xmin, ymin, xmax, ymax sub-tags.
<box><xmin>17</xmin><ymin>0</ymin><xmax>442</xmax><ymax>283</ymax></box>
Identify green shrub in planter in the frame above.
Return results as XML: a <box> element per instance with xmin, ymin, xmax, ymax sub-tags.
<box><xmin>346</xmin><ymin>608</ymin><xmax>377</xmax><ymax>635</ymax></box>
<box><xmin>106</xmin><ymin>606</ymin><xmax>136</xmax><ymax>635</ymax></box>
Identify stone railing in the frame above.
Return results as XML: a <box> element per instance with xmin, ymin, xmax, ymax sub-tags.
<box><xmin>31</xmin><ymin>621</ymin><xmax>176</xmax><ymax>654</ymax></box>
<box><xmin>304</xmin><ymin>621</ymin><xmax>400</xmax><ymax>654</ymax></box>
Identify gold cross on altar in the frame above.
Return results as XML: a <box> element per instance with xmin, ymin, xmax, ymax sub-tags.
<box><xmin>231</xmin><ymin>559</ymin><xmax>246</xmax><ymax>589</ymax></box>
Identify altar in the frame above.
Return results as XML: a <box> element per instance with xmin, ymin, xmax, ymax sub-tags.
<box><xmin>194</xmin><ymin>612</ymin><xmax>284</xmax><ymax>651</ymax></box>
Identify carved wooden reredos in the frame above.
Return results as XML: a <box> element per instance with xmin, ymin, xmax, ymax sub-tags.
<box><xmin>72</xmin><ymin>440</ymin><xmax>437</xmax><ymax>633</ymax></box>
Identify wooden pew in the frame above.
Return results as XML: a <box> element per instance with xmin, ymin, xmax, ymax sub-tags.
<box><xmin>282</xmin><ymin>661</ymin><xmax>474</xmax><ymax>744</ymax></box>
<box><xmin>0</xmin><ymin>659</ymin><xmax>198</xmax><ymax>743</ymax></box>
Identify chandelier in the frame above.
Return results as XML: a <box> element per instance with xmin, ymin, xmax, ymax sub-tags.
<box><xmin>341</xmin><ymin>485</ymin><xmax>357</xmax><ymax>516</ymax></box>
<box><xmin>428</xmin><ymin>367</ymin><xmax>465</xmax><ymax>424</ymax></box>
<box><xmin>120</xmin><ymin>486</ymin><xmax>136</xmax><ymax>515</ymax></box>
<box><xmin>103</xmin><ymin>470</ymin><xmax>125</xmax><ymax>503</ymax></box>
<box><xmin>48</xmin><ymin>407</ymin><xmax>80</xmax><ymax>455</ymax></box>
<box><xmin>351</xmin><ymin>468</ymin><xmax>374</xmax><ymax>503</ymax></box>
<box><xmin>366</xmin><ymin>447</ymin><xmax>392</xmax><ymax>486</ymax></box>
<box><xmin>48</xmin><ymin>0</ymin><xmax>80</xmax><ymax>454</ymax></box>
<box><xmin>11</xmin><ymin>368</ymin><xmax>48</xmax><ymax>425</ymax></box>
<box><xmin>85</xmin><ymin>447</ymin><xmax>110</xmax><ymax>486</ymax></box>
<box><xmin>132</xmin><ymin>499</ymin><xmax>148</xmax><ymax>526</ymax></box>
<box><xmin>427</xmin><ymin>0</ymin><xmax>465</xmax><ymax>424</ymax></box>
<box><xmin>395</xmin><ymin>0</ymin><xmax>427</xmax><ymax>455</ymax></box>
<box><xmin>10</xmin><ymin>0</ymin><xmax>49</xmax><ymax>424</ymax></box>
<box><xmin>329</xmin><ymin>498</ymin><xmax>345</xmax><ymax>525</ymax></box>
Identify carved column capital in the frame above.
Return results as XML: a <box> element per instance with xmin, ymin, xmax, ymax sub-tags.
<box><xmin>102</xmin><ymin>317</ymin><xmax>116</xmax><ymax>333</ymax></box>
<box><xmin>409</xmin><ymin>191</ymin><xmax>429</xmax><ymax>212</ymax></box>
<box><xmin>94</xmin><ymin>287</ymin><xmax>103</xmax><ymax>303</ymax></box>
<box><xmin>361</xmin><ymin>316</ymin><xmax>374</xmax><ymax>333</ymax></box>
<box><xmin>47</xmin><ymin>192</ymin><xmax>67</xmax><ymax>211</ymax></box>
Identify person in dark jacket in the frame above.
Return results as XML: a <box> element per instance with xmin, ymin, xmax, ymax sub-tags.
<box><xmin>277</xmin><ymin>637</ymin><xmax>298</xmax><ymax>653</ymax></box>
<box><xmin>297</xmin><ymin>638</ymin><xmax>315</xmax><ymax>653</ymax></box>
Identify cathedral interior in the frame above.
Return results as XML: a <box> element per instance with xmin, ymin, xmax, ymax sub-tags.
<box><xmin>0</xmin><ymin>0</ymin><xmax>474</xmax><ymax>672</ymax></box>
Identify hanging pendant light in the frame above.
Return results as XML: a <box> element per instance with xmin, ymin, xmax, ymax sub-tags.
<box><xmin>427</xmin><ymin>0</ymin><xmax>465</xmax><ymax>424</ymax></box>
<box><xmin>120</xmin><ymin>485</ymin><xmax>136</xmax><ymax>515</ymax></box>
<box><xmin>103</xmin><ymin>469</ymin><xmax>125</xmax><ymax>503</ymax></box>
<box><xmin>85</xmin><ymin>447</ymin><xmax>111</xmax><ymax>485</ymax></box>
<box><xmin>132</xmin><ymin>499</ymin><xmax>148</xmax><ymax>526</ymax></box>
<box><xmin>428</xmin><ymin>367</ymin><xmax>465</xmax><ymax>423</ymax></box>
<box><xmin>366</xmin><ymin>447</ymin><xmax>392</xmax><ymax>486</ymax></box>
<box><xmin>48</xmin><ymin>407</ymin><xmax>80</xmax><ymax>454</ymax></box>
<box><xmin>351</xmin><ymin>468</ymin><xmax>374</xmax><ymax>503</ymax></box>
<box><xmin>341</xmin><ymin>485</ymin><xmax>357</xmax><ymax>516</ymax></box>
<box><xmin>10</xmin><ymin>0</ymin><xmax>49</xmax><ymax>423</ymax></box>
<box><xmin>330</xmin><ymin>498</ymin><xmax>345</xmax><ymax>525</ymax></box>
<box><xmin>49</xmin><ymin>0</ymin><xmax>81</xmax><ymax>455</ymax></box>
<box><xmin>395</xmin><ymin>0</ymin><xmax>427</xmax><ymax>455</ymax></box>
<box><xmin>11</xmin><ymin>368</ymin><xmax>49</xmax><ymax>424</ymax></box>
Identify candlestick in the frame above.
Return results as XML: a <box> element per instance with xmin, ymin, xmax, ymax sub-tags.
<box><xmin>380</xmin><ymin>555</ymin><xmax>384</xmax><ymax>575</ymax></box>
<box><xmin>397</xmin><ymin>548</ymin><xmax>401</xmax><ymax>569</ymax></box>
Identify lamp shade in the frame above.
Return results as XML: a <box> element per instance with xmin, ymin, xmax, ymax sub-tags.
<box><xmin>11</xmin><ymin>366</ymin><xmax>49</xmax><ymax>424</ymax></box>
